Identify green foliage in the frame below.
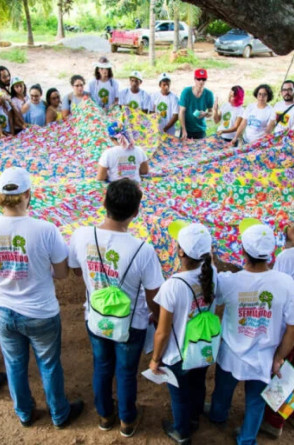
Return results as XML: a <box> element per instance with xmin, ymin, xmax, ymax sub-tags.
<box><xmin>22</xmin><ymin>14</ymin><xmax>58</xmax><ymax>35</ymax></box>
<box><xmin>116</xmin><ymin>50</ymin><xmax>231</xmax><ymax>78</ymax></box>
<box><xmin>0</xmin><ymin>47</ymin><xmax>27</xmax><ymax>63</ymax></box>
<box><xmin>76</xmin><ymin>12</ymin><xmax>106</xmax><ymax>31</ymax></box>
<box><xmin>206</xmin><ymin>20</ymin><xmax>231</xmax><ymax>36</ymax></box>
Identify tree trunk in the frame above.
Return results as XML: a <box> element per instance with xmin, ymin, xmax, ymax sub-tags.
<box><xmin>149</xmin><ymin>0</ymin><xmax>156</xmax><ymax>66</ymax></box>
<box><xmin>22</xmin><ymin>0</ymin><xmax>34</xmax><ymax>46</ymax></box>
<box><xmin>57</xmin><ymin>1</ymin><xmax>65</xmax><ymax>40</ymax></box>
<box><xmin>184</xmin><ymin>0</ymin><xmax>294</xmax><ymax>55</ymax></box>
<box><xmin>187</xmin><ymin>4</ymin><xmax>194</xmax><ymax>50</ymax></box>
<box><xmin>173</xmin><ymin>6</ymin><xmax>180</xmax><ymax>51</ymax></box>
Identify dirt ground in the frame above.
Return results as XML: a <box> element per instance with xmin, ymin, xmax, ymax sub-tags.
<box><xmin>0</xmin><ymin>42</ymin><xmax>294</xmax><ymax>444</ymax></box>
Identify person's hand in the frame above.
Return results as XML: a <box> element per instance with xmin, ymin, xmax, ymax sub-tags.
<box><xmin>272</xmin><ymin>355</ymin><xmax>284</xmax><ymax>378</ymax></box>
<box><xmin>231</xmin><ymin>137</ymin><xmax>237</xmax><ymax>146</ymax></box>
<box><xmin>149</xmin><ymin>358</ymin><xmax>165</xmax><ymax>375</ymax></box>
<box><xmin>197</xmin><ymin>111</ymin><xmax>207</xmax><ymax>119</ymax></box>
<box><xmin>181</xmin><ymin>129</ymin><xmax>188</xmax><ymax>140</ymax></box>
<box><xmin>213</xmin><ymin>97</ymin><xmax>219</xmax><ymax>111</ymax></box>
<box><xmin>217</xmin><ymin>130</ymin><xmax>223</xmax><ymax>136</ymax></box>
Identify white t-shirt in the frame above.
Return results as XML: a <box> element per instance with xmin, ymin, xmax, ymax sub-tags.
<box><xmin>149</xmin><ymin>91</ymin><xmax>179</xmax><ymax>135</ymax></box>
<box><xmin>119</xmin><ymin>88</ymin><xmax>150</xmax><ymax>111</ymax></box>
<box><xmin>274</xmin><ymin>247</ymin><xmax>294</xmax><ymax>279</ymax></box>
<box><xmin>216</xmin><ymin>269</ymin><xmax>294</xmax><ymax>383</ymax></box>
<box><xmin>99</xmin><ymin>145</ymin><xmax>148</xmax><ymax>182</ymax></box>
<box><xmin>217</xmin><ymin>102</ymin><xmax>244</xmax><ymax>140</ymax></box>
<box><xmin>88</xmin><ymin>78</ymin><xmax>119</xmax><ymax>109</ymax></box>
<box><xmin>243</xmin><ymin>103</ymin><xmax>275</xmax><ymax>143</ymax></box>
<box><xmin>0</xmin><ymin>216</ymin><xmax>68</xmax><ymax>318</ymax></box>
<box><xmin>68</xmin><ymin>227</ymin><xmax>164</xmax><ymax>329</ymax></box>
<box><xmin>0</xmin><ymin>104</ymin><xmax>11</xmax><ymax>132</ymax></box>
<box><xmin>154</xmin><ymin>268</ymin><xmax>217</xmax><ymax>366</ymax></box>
<box><xmin>274</xmin><ymin>101</ymin><xmax>294</xmax><ymax>134</ymax></box>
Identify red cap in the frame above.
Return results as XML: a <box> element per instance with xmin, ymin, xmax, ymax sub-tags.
<box><xmin>194</xmin><ymin>69</ymin><xmax>207</xmax><ymax>79</ymax></box>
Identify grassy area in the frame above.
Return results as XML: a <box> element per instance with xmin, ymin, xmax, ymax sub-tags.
<box><xmin>116</xmin><ymin>50</ymin><xmax>232</xmax><ymax>78</ymax></box>
<box><xmin>0</xmin><ymin>29</ymin><xmax>57</xmax><ymax>44</ymax></box>
<box><xmin>0</xmin><ymin>47</ymin><xmax>27</xmax><ymax>63</ymax></box>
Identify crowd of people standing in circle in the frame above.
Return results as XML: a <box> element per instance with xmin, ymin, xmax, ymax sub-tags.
<box><xmin>1</xmin><ymin>58</ymin><xmax>294</xmax><ymax>145</ymax></box>
<box><xmin>0</xmin><ymin>166</ymin><xmax>293</xmax><ymax>444</ymax></box>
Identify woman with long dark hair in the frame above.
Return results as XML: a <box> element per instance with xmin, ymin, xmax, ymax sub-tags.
<box><xmin>88</xmin><ymin>57</ymin><xmax>119</xmax><ymax>109</ymax></box>
<box><xmin>149</xmin><ymin>223</ymin><xmax>217</xmax><ymax>444</ymax></box>
<box><xmin>45</xmin><ymin>88</ymin><xmax>62</xmax><ymax>124</ymax></box>
<box><xmin>11</xmin><ymin>77</ymin><xmax>29</xmax><ymax>114</ymax></box>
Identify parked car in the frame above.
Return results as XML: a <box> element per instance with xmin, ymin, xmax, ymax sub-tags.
<box><xmin>214</xmin><ymin>29</ymin><xmax>275</xmax><ymax>58</ymax></box>
<box><xmin>110</xmin><ymin>30</ymin><xmax>144</xmax><ymax>55</ymax></box>
<box><xmin>136</xmin><ymin>20</ymin><xmax>193</xmax><ymax>48</ymax></box>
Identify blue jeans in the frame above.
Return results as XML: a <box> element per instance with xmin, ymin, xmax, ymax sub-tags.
<box><xmin>88</xmin><ymin>326</ymin><xmax>146</xmax><ymax>424</ymax></box>
<box><xmin>167</xmin><ymin>361</ymin><xmax>208</xmax><ymax>437</ymax></box>
<box><xmin>0</xmin><ymin>307</ymin><xmax>70</xmax><ymax>425</ymax></box>
<box><xmin>210</xmin><ymin>364</ymin><xmax>266</xmax><ymax>445</ymax></box>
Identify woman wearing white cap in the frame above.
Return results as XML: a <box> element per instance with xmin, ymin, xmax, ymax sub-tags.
<box><xmin>10</xmin><ymin>77</ymin><xmax>29</xmax><ymax>114</ymax></box>
<box><xmin>208</xmin><ymin>220</ymin><xmax>294</xmax><ymax>445</ymax></box>
<box><xmin>0</xmin><ymin>167</ymin><xmax>84</xmax><ymax>427</ymax></box>
<box><xmin>149</xmin><ymin>73</ymin><xmax>179</xmax><ymax>136</ymax></box>
<box><xmin>149</xmin><ymin>223</ymin><xmax>218</xmax><ymax>444</ymax></box>
<box><xmin>88</xmin><ymin>57</ymin><xmax>119</xmax><ymax>110</ymax></box>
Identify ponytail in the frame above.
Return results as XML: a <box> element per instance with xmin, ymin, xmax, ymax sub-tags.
<box><xmin>199</xmin><ymin>253</ymin><xmax>214</xmax><ymax>304</ymax></box>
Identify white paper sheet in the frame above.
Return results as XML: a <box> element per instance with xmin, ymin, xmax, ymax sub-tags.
<box><xmin>261</xmin><ymin>360</ymin><xmax>294</xmax><ymax>411</ymax></box>
<box><xmin>142</xmin><ymin>367</ymin><xmax>179</xmax><ymax>388</ymax></box>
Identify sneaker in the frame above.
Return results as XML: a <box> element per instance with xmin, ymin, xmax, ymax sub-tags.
<box><xmin>120</xmin><ymin>406</ymin><xmax>143</xmax><ymax>438</ymax></box>
<box><xmin>260</xmin><ymin>421</ymin><xmax>283</xmax><ymax>438</ymax></box>
<box><xmin>55</xmin><ymin>400</ymin><xmax>84</xmax><ymax>429</ymax></box>
<box><xmin>99</xmin><ymin>411</ymin><xmax>116</xmax><ymax>431</ymax></box>
<box><xmin>162</xmin><ymin>419</ymin><xmax>191</xmax><ymax>445</ymax></box>
<box><xmin>0</xmin><ymin>372</ymin><xmax>7</xmax><ymax>388</ymax></box>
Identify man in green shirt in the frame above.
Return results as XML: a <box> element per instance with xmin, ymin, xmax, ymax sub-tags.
<box><xmin>179</xmin><ymin>69</ymin><xmax>214</xmax><ymax>140</ymax></box>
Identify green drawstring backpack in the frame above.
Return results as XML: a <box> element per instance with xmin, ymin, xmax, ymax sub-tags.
<box><xmin>87</xmin><ymin>227</ymin><xmax>144</xmax><ymax>343</ymax></box>
<box><xmin>172</xmin><ymin>277</ymin><xmax>221</xmax><ymax>370</ymax></box>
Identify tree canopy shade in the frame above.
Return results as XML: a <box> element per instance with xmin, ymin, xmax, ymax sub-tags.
<box><xmin>184</xmin><ymin>0</ymin><xmax>294</xmax><ymax>55</ymax></box>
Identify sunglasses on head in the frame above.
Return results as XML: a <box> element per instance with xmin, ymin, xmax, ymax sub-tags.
<box><xmin>195</xmin><ymin>78</ymin><xmax>207</xmax><ymax>81</ymax></box>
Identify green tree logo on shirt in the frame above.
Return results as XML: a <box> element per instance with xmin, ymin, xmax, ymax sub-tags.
<box><xmin>223</xmin><ymin>111</ymin><xmax>231</xmax><ymax>129</ymax></box>
<box><xmin>128</xmin><ymin>100</ymin><xmax>139</xmax><ymax>109</ymax></box>
<box><xmin>157</xmin><ymin>102</ymin><xmax>168</xmax><ymax>118</ymax></box>
<box><xmin>259</xmin><ymin>291</ymin><xmax>273</xmax><ymax>309</ymax></box>
<box><xmin>12</xmin><ymin>235</ymin><xmax>26</xmax><ymax>254</ymax></box>
<box><xmin>128</xmin><ymin>155</ymin><xmax>136</xmax><ymax>164</ymax></box>
<box><xmin>0</xmin><ymin>115</ymin><xmax>7</xmax><ymax>128</ymax></box>
<box><xmin>105</xmin><ymin>249</ymin><xmax>120</xmax><ymax>269</ymax></box>
<box><xmin>98</xmin><ymin>88</ymin><xmax>109</xmax><ymax>106</ymax></box>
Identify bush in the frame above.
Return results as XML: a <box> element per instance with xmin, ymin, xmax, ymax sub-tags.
<box><xmin>23</xmin><ymin>15</ymin><xmax>58</xmax><ymax>35</ymax></box>
<box><xmin>76</xmin><ymin>12</ymin><xmax>108</xmax><ymax>32</ymax></box>
<box><xmin>207</xmin><ymin>20</ymin><xmax>231</xmax><ymax>36</ymax></box>
<box><xmin>0</xmin><ymin>48</ymin><xmax>27</xmax><ymax>63</ymax></box>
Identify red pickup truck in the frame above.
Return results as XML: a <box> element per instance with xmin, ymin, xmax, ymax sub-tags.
<box><xmin>109</xmin><ymin>30</ymin><xmax>144</xmax><ymax>55</ymax></box>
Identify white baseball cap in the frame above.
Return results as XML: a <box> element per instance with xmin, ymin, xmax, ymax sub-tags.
<box><xmin>158</xmin><ymin>72</ymin><xmax>171</xmax><ymax>83</ymax></box>
<box><xmin>241</xmin><ymin>222</ymin><xmax>275</xmax><ymax>260</ymax></box>
<box><xmin>178</xmin><ymin>223</ymin><xmax>212</xmax><ymax>260</ymax></box>
<box><xmin>0</xmin><ymin>167</ymin><xmax>31</xmax><ymax>195</ymax></box>
<box><xmin>11</xmin><ymin>76</ymin><xmax>24</xmax><ymax>87</ymax></box>
<box><xmin>130</xmin><ymin>71</ymin><xmax>143</xmax><ymax>82</ymax></box>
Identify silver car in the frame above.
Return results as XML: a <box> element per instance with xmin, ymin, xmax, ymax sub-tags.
<box><xmin>214</xmin><ymin>29</ymin><xmax>275</xmax><ymax>58</ymax></box>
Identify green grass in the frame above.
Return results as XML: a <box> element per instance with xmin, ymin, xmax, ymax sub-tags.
<box><xmin>116</xmin><ymin>50</ymin><xmax>231</xmax><ymax>78</ymax></box>
<box><xmin>57</xmin><ymin>71</ymin><xmax>70</xmax><ymax>79</ymax></box>
<box><xmin>0</xmin><ymin>47</ymin><xmax>27</xmax><ymax>63</ymax></box>
<box><xmin>0</xmin><ymin>29</ymin><xmax>56</xmax><ymax>44</ymax></box>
